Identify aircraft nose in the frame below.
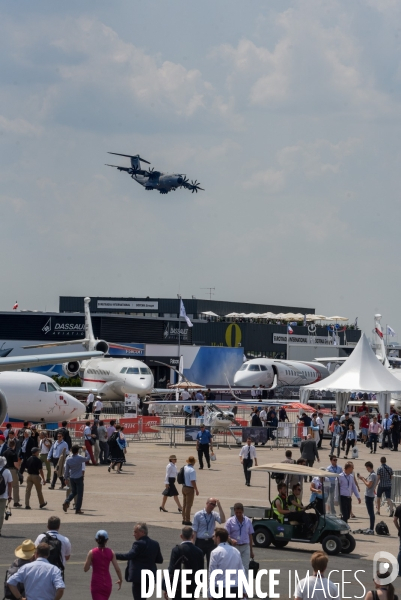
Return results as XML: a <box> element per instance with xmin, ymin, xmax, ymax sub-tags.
<box><xmin>233</xmin><ymin>371</ymin><xmax>260</xmax><ymax>387</ymax></box>
<box><xmin>63</xmin><ymin>393</ymin><xmax>85</xmax><ymax>415</ymax></box>
<box><xmin>177</xmin><ymin>177</ymin><xmax>183</xmax><ymax>185</ymax></box>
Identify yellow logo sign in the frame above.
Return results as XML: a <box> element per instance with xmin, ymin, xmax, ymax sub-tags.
<box><xmin>225</xmin><ymin>323</ymin><xmax>242</xmax><ymax>347</ymax></box>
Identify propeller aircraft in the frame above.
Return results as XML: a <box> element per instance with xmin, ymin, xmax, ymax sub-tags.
<box><xmin>105</xmin><ymin>152</ymin><xmax>204</xmax><ymax>195</ymax></box>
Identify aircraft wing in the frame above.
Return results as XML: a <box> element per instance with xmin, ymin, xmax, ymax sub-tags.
<box><xmin>61</xmin><ymin>387</ymin><xmax>99</xmax><ymax>396</ymax></box>
<box><xmin>23</xmin><ymin>339</ymin><xmax>88</xmax><ymax>349</ymax></box>
<box><xmin>145</xmin><ymin>399</ymin><xmax>290</xmax><ymax>406</ymax></box>
<box><xmin>314</xmin><ymin>357</ymin><xmax>348</xmax><ymax>363</ymax></box>
<box><xmin>0</xmin><ymin>350</ymin><xmax>103</xmax><ymax>372</ymax></box>
<box><xmin>105</xmin><ymin>164</ymin><xmax>149</xmax><ymax>176</ymax></box>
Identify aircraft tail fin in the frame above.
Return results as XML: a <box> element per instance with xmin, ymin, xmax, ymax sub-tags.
<box><xmin>84</xmin><ymin>297</ymin><xmax>95</xmax><ymax>351</ymax></box>
<box><xmin>108</xmin><ymin>153</ymin><xmax>151</xmax><ymax>170</ymax></box>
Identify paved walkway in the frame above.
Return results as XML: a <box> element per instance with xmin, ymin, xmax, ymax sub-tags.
<box><xmin>2</xmin><ymin>438</ymin><xmax>400</xmax><ymax>563</ymax></box>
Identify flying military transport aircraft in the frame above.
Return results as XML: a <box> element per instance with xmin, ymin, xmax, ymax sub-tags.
<box><xmin>106</xmin><ymin>152</ymin><xmax>204</xmax><ymax>195</ymax></box>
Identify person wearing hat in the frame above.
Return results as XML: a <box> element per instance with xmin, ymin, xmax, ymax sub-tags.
<box><xmin>84</xmin><ymin>529</ymin><xmax>122</xmax><ymax>600</ymax></box>
<box><xmin>182</xmin><ymin>456</ymin><xmax>199</xmax><ymax>526</ymax></box>
<box><xmin>25</xmin><ymin>447</ymin><xmax>47</xmax><ymax>510</ymax></box>
<box><xmin>4</xmin><ymin>540</ymin><xmax>36</xmax><ymax>600</ymax></box>
<box><xmin>160</xmin><ymin>455</ymin><xmax>182</xmax><ymax>513</ymax></box>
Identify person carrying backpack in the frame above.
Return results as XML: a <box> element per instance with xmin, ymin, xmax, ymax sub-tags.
<box><xmin>34</xmin><ymin>515</ymin><xmax>71</xmax><ymax>576</ymax></box>
<box><xmin>3</xmin><ymin>539</ymin><xmax>35</xmax><ymax>600</ymax></box>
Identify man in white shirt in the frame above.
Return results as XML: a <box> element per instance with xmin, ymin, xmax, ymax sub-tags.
<box><xmin>180</xmin><ymin>390</ymin><xmax>190</xmax><ymax>402</ymax></box>
<box><xmin>35</xmin><ymin>515</ymin><xmax>71</xmax><ymax>571</ymax></box>
<box><xmin>294</xmin><ymin>551</ymin><xmax>339</xmax><ymax>600</ymax></box>
<box><xmin>86</xmin><ymin>392</ymin><xmax>94</xmax><ymax>419</ymax></box>
<box><xmin>93</xmin><ymin>397</ymin><xmax>103</xmax><ymax>417</ymax></box>
<box><xmin>209</xmin><ymin>527</ymin><xmax>245</xmax><ymax>599</ymax></box>
<box><xmin>239</xmin><ymin>438</ymin><xmax>258</xmax><ymax>486</ymax></box>
<box><xmin>182</xmin><ymin>456</ymin><xmax>199</xmax><ymax>526</ymax></box>
<box><xmin>316</xmin><ymin>412</ymin><xmax>325</xmax><ymax>449</ymax></box>
<box><xmin>259</xmin><ymin>408</ymin><xmax>267</xmax><ymax>427</ymax></box>
<box><xmin>0</xmin><ymin>456</ymin><xmax>13</xmax><ymax>536</ymax></box>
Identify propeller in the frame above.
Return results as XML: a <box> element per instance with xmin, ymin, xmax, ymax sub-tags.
<box><xmin>189</xmin><ymin>180</ymin><xmax>205</xmax><ymax>193</ymax></box>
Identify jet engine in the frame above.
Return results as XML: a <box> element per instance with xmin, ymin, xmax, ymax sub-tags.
<box><xmin>0</xmin><ymin>388</ymin><xmax>7</xmax><ymax>425</ymax></box>
<box><xmin>94</xmin><ymin>340</ymin><xmax>109</xmax><ymax>354</ymax></box>
<box><xmin>62</xmin><ymin>361</ymin><xmax>81</xmax><ymax>377</ymax></box>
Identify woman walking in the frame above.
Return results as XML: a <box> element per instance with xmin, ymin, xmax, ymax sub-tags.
<box><xmin>160</xmin><ymin>455</ymin><xmax>182</xmax><ymax>513</ymax></box>
<box><xmin>107</xmin><ymin>425</ymin><xmax>126</xmax><ymax>473</ymax></box>
<box><xmin>39</xmin><ymin>431</ymin><xmax>52</xmax><ymax>484</ymax></box>
<box><xmin>344</xmin><ymin>424</ymin><xmax>357</xmax><ymax>458</ymax></box>
<box><xmin>84</xmin><ymin>530</ymin><xmax>122</xmax><ymax>600</ymax></box>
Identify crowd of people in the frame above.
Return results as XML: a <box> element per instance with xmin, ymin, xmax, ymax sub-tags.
<box><xmin>0</xmin><ymin>418</ymin><xmax>125</xmax><ymax>534</ymax></box>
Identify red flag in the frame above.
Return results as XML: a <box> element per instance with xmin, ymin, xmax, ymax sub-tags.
<box><xmin>375</xmin><ymin>327</ymin><xmax>383</xmax><ymax>339</ymax></box>
<box><xmin>12</xmin><ymin>301</ymin><xmax>18</xmax><ymax>310</ymax></box>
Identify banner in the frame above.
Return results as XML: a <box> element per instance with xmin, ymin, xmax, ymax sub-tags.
<box><xmin>66</xmin><ymin>416</ymin><xmax>160</xmax><ymax>437</ymax></box>
<box><xmin>97</xmin><ymin>300</ymin><xmax>158</xmax><ymax>310</ymax></box>
<box><xmin>273</xmin><ymin>333</ymin><xmax>339</xmax><ymax>345</ymax></box>
<box><xmin>124</xmin><ymin>393</ymin><xmax>138</xmax><ymax>417</ymax></box>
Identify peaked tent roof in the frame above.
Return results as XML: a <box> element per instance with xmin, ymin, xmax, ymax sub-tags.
<box><xmin>300</xmin><ymin>333</ymin><xmax>401</xmax><ymax>394</ymax></box>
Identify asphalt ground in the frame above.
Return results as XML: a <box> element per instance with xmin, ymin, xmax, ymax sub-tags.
<box><xmin>0</xmin><ymin>521</ymin><xmax>396</xmax><ymax>599</ymax></box>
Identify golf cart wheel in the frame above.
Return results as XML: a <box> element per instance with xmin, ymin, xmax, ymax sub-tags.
<box><xmin>253</xmin><ymin>527</ymin><xmax>272</xmax><ymax>548</ymax></box>
<box><xmin>272</xmin><ymin>540</ymin><xmax>288</xmax><ymax>548</ymax></box>
<box><xmin>322</xmin><ymin>535</ymin><xmax>341</xmax><ymax>555</ymax></box>
<box><xmin>340</xmin><ymin>534</ymin><xmax>356</xmax><ymax>554</ymax></box>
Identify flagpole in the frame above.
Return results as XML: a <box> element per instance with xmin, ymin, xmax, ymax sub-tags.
<box><xmin>178</xmin><ymin>295</ymin><xmax>181</xmax><ymax>366</ymax></box>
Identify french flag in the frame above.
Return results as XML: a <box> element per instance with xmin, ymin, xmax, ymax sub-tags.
<box><xmin>12</xmin><ymin>301</ymin><xmax>18</xmax><ymax>310</ymax></box>
<box><xmin>287</xmin><ymin>325</ymin><xmax>293</xmax><ymax>334</ymax></box>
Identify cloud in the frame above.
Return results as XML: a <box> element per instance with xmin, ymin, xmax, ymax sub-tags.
<box><xmin>243</xmin><ymin>168</ymin><xmax>285</xmax><ymax>191</ymax></box>
<box><xmin>0</xmin><ymin>115</ymin><xmax>41</xmax><ymax>136</ymax></box>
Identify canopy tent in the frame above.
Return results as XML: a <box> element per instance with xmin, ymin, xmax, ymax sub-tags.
<box><xmin>225</xmin><ymin>312</ymin><xmax>241</xmax><ymax>317</ymax></box>
<box><xmin>201</xmin><ymin>311</ymin><xmax>220</xmax><ymax>317</ymax></box>
<box><xmin>299</xmin><ymin>333</ymin><xmax>401</xmax><ymax>415</ymax></box>
<box><xmin>326</xmin><ymin>316</ymin><xmax>348</xmax><ymax>321</ymax></box>
<box><xmin>169</xmin><ymin>381</ymin><xmax>203</xmax><ymax>389</ymax></box>
<box><xmin>306</xmin><ymin>314</ymin><xmax>327</xmax><ymax>320</ymax></box>
<box><xmin>249</xmin><ymin>463</ymin><xmax>340</xmax><ymax>478</ymax></box>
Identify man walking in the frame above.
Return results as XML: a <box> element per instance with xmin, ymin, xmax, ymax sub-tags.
<box><xmin>63</xmin><ymin>445</ymin><xmax>90</xmax><ymax>515</ymax></box>
<box><xmin>376</xmin><ymin>456</ymin><xmax>394</xmax><ymax>517</ymax></box>
<box><xmin>0</xmin><ymin>456</ymin><xmax>12</xmax><ymax>536</ymax></box>
<box><xmin>196</xmin><ymin>424</ymin><xmax>213</xmax><ymax>469</ymax></box>
<box><xmin>162</xmin><ymin>527</ymin><xmax>204</xmax><ymax>600</ymax></box>
<box><xmin>300</xmin><ymin>434</ymin><xmax>319</xmax><ymax>480</ymax></box>
<box><xmin>326</xmin><ymin>456</ymin><xmax>342</xmax><ymax>515</ymax></box>
<box><xmin>3</xmin><ymin>439</ymin><xmax>21</xmax><ymax>508</ymax></box>
<box><xmin>19</xmin><ymin>429</ymin><xmax>36</xmax><ymax>475</ymax></box>
<box><xmin>225</xmin><ymin>502</ymin><xmax>254</xmax><ymax>576</ymax></box>
<box><xmin>316</xmin><ymin>412</ymin><xmax>325</xmax><ymax>448</ymax></box>
<box><xmin>98</xmin><ymin>420</ymin><xmax>109</xmax><ymax>464</ymax></box>
<box><xmin>85</xmin><ymin>392</ymin><xmax>94</xmax><ymax>419</ymax></box>
<box><xmin>380</xmin><ymin>413</ymin><xmax>393</xmax><ymax>449</ymax></box>
<box><xmin>239</xmin><ymin>437</ymin><xmax>258</xmax><ymax>486</ymax></box>
<box><xmin>116</xmin><ymin>522</ymin><xmax>163</xmax><ymax>600</ymax></box>
<box><xmin>48</xmin><ymin>432</ymin><xmax>69</xmax><ymax>489</ymax></box>
<box><xmin>7</xmin><ymin>542</ymin><xmax>65</xmax><ymax>600</ymax></box>
<box><xmin>357</xmin><ymin>461</ymin><xmax>377</xmax><ymax>534</ymax></box>
<box><xmin>209</xmin><ymin>528</ymin><xmax>245</xmax><ymax>599</ymax></box>
<box><xmin>25</xmin><ymin>447</ymin><xmax>47</xmax><ymax>509</ymax></box>
<box><xmin>335</xmin><ymin>461</ymin><xmax>361</xmax><ymax>523</ymax></box>
<box><xmin>182</xmin><ymin>456</ymin><xmax>199</xmax><ymax>526</ymax></box>
<box><xmin>193</xmin><ymin>498</ymin><xmax>226</xmax><ymax>567</ymax></box>
<box><xmin>93</xmin><ymin>396</ymin><xmax>103</xmax><ymax>417</ymax></box>
<box><xmin>35</xmin><ymin>516</ymin><xmax>72</xmax><ymax>576</ymax></box>
<box><xmin>83</xmin><ymin>421</ymin><xmax>97</xmax><ymax>465</ymax></box>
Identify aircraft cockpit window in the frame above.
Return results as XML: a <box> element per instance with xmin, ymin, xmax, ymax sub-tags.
<box><xmin>140</xmin><ymin>368</ymin><xmax>151</xmax><ymax>375</ymax></box>
<box><xmin>127</xmin><ymin>367</ymin><xmax>140</xmax><ymax>374</ymax></box>
<box><xmin>260</xmin><ymin>365</ymin><xmax>267</xmax><ymax>371</ymax></box>
<box><xmin>120</xmin><ymin>367</ymin><xmax>127</xmax><ymax>373</ymax></box>
<box><xmin>47</xmin><ymin>383</ymin><xmax>57</xmax><ymax>392</ymax></box>
<box><xmin>39</xmin><ymin>383</ymin><xmax>46</xmax><ymax>392</ymax></box>
<box><xmin>248</xmin><ymin>365</ymin><xmax>260</xmax><ymax>371</ymax></box>
<box><xmin>239</xmin><ymin>364</ymin><xmax>248</xmax><ymax>371</ymax></box>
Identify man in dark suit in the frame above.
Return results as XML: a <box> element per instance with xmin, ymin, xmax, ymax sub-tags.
<box><xmin>163</xmin><ymin>526</ymin><xmax>204</xmax><ymax>599</ymax></box>
<box><xmin>300</xmin><ymin>434</ymin><xmax>320</xmax><ymax>481</ymax></box>
<box><xmin>116</xmin><ymin>522</ymin><xmax>163</xmax><ymax>600</ymax></box>
<box><xmin>19</xmin><ymin>430</ymin><xmax>36</xmax><ymax>475</ymax></box>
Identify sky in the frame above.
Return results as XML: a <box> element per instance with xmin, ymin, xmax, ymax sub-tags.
<box><xmin>1</xmin><ymin>0</ymin><xmax>401</xmax><ymax>339</ymax></box>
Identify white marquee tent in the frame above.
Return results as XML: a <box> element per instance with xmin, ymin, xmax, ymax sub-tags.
<box><xmin>299</xmin><ymin>333</ymin><xmax>401</xmax><ymax>415</ymax></box>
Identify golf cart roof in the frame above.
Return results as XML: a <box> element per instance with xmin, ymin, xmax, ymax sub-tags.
<box><xmin>249</xmin><ymin>462</ymin><xmax>339</xmax><ymax>478</ymax></box>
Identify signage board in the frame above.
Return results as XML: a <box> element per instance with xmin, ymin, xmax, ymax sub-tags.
<box><xmin>41</xmin><ymin>317</ymin><xmax>85</xmax><ymax>337</ymax></box>
<box><xmin>163</xmin><ymin>322</ymin><xmax>190</xmax><ymax>342</ymax></box>
<box><xmin>273</xmin><ymin>333</ymin><xmax>335</xmax><ymax>345</ymax></box>
<box><xmin>97</xmin><ymin>300</ymin><xmax>158</xmax><ymax>310</ymax></box>
<box><xmin>124</xmin><ymin>393</ymin><xmax>139</xmax><ymax>417</ymax></box>
<box><xmin>108</xmin><ymin>343</ymin><xmax>145</xmax><ymax>357</ymax></box>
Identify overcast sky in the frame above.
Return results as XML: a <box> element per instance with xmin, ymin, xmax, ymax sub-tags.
<box><xmin>1</xmin><ymin>0</ymin><xmax>401</xmax><ymax>338</ymax></box>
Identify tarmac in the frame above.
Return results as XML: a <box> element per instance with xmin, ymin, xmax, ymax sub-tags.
<box><xmin>1</xmin><ymin>437</ymin><xmax>400</xmax><ymax>598</ymax></box>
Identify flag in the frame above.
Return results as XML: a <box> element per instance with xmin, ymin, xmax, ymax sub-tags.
<box><xmin>12</xmin><ymin>301</ymin><xmax>18</xmax><ymax>310</ymax></box>
<box><xmin>375</xmin><ymin>327</ymin><xmax>383</xmax><ymax>339</ymax></box>
<box><xmin>387</xmin><ymin>325</ymin><xmax>396</xmax><ymax>337</ymax></box>
<box><xmin>354</xmin><ymin>317</ymin><xmax>358</xmax><ymax>328</ymax></box>
<box><xmin>303</xmin><ymin>314</ymin><xmax>307</xmax><ymax>327</ymax></box>
<box><xmin>287</xmin><ymin>325</ymin><xmax>293</xmax><ymax>334</ymax></box>
<box><xmin>179</xmin><ymin>300</ymin><xmax>193</xmax><ymax>328</ymax></box>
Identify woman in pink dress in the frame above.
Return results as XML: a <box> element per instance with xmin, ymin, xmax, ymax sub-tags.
<box><xmin>84</xmin><ymin>530</ymin><xmax>122</xmax><ymax>600</ymax></box>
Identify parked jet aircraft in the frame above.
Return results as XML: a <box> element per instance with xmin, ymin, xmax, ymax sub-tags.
<box><xmin>23</xmin><ymin>297</ymin><xmax>154</xmax><ymax>400</ymax></box>
<box><xmin>0</xmin><ymin>350</ymin><xmax>103</xmax><ymax>424</ymax></box>
<box><xmin>233</xmin><ymin>358</ymin><xmax>329</xmax><ymax>389</ymax></box>
<box><xmin>106</xmin><ymin>153</ymin><xmax>204</xmax><ymax>195</ymax></box>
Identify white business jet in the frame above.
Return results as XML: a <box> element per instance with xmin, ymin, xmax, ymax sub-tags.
<box><xmin>23</xmin><ymin>297</ymin><xmax>154</xmax><ymax>400</ymax></box>
<box><xmin>0</xmin><ymin>350</ymin><xmax>103</xmax><ymax>424</ymax></box>
<box><xmin>233</xmin><ymin>358</ymin><xmax>329</xmax><ymax>389</ymax></box>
